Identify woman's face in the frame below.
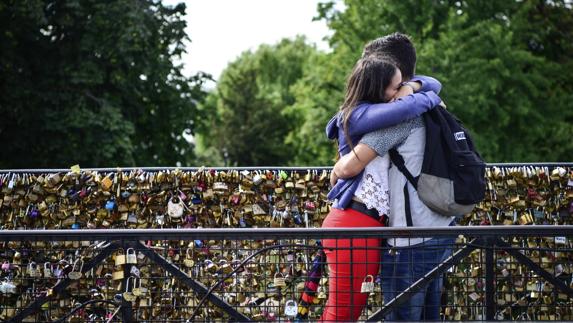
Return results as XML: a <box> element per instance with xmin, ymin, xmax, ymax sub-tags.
<box><xmin>384</xmin><ymin>68</ymin><xmax>402</xmax><ymax>102</ymax></box>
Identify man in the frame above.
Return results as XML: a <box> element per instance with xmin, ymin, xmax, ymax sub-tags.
<box><xmin>331</xmin><ymin>33</ymin><xmax>455</xmax><ymax>321</ymax></box>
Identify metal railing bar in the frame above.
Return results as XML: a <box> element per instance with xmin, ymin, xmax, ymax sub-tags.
<box><xmin>134</xmin><ymin>241</ymin><xmax>251</xmax><ymax>322</ymax></box>
<box><xmin>495</xmin><ymin>238</ymin><xmax>573</xmax><ymax>298</ymax></box>
<box><xmin>7</xmin><ymin>241</ymin><xmax>120</xmax><ymax>323</ymax></box>
<box><xmin>0</xmin><ymin>163</ymin><xmax>571</xmax><ymax>173</ymax></box>
<box><xmin>367</xmin><ymin>238</ymin><xmax>480</xmax><ymax>322</ymax></box>
<box><xmin>2</xmin><ymin>226</ymin><xmax>573</xmax><ymax>241</ymax></box>
<box><xmin>485</xmin><ymin>237</ymin><xmax>495</xmax><ymax>320</ymax></box>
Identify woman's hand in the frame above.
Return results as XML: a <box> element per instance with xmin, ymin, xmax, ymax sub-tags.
<box><xmin>391</xmin><ymin>82</ymin><xmax>417</xmax><ymax>101</ymax></box>
<box><xmin>330</xmin><ymin>170</ymin><xmax>339</xmax><ymax>187</ymax></box>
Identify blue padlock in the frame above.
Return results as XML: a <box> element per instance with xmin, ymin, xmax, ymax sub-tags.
<box><xmin>194</xmin><ymin>240</ymin><xmax>203</xmax><ymax>248</ymax></box>
<box><xmin>105</xmin><ymin>199</ymin><xmax>116</xmax><ymax>211</ymax></box>
<box><xmin>28</xmin><ymin>208</ymin><xmax>40</xmax><ymax>219</ymax></box>
<box><xmin>292</xmin><ymin>210</ymin><xmax>303</xmax><ymax>225</ymax></box>
<box><xmin>121</xmin><ymin>191</ymin><xmax>131</xmax><ymax>199</ymax></box>
<box><xmin>191</xmin><ymin>194</ymin><xmax>202</xmax><ymax>205</ymax></box>
<box><xmin>71</xmin><ymin>223</ymin><xmax>80</xmax><ymax>229</ymax></box>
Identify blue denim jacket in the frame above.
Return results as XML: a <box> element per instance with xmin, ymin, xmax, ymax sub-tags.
<box><xmin>326</xmin><ymin>75</ymin><xmax>442</xmax><ymax>209</ymax></box>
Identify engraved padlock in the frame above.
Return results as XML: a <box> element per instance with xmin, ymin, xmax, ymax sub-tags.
<box><xmin>68</xmin><ymin>258</ymin><xmax>83</xmax><ymax>280</ymax></box>
<box><xmin>361</xmin><ymin>274</ymin><xmax>374</xmax><ymax>293</ymax></box>
<box><xmin>122</xmin><ymin>276</ymin><xmax>137</xmax><ymax>302</ymax></box>
<box><xmin>284</xmin><ymin>300</ymin><xmax>298</xmax><ymax>317</ymax></box>
<box><xmin>126</xmin><ymin>248</ymin><xmax>137</xmax><ymax>264</ymax></box>
<box><xmin>274</xmin><ymin>272</ymin><xmax>286</xmax><ymax>288</ymax></box>
<box><xmin>115</xmin><ymin>250</ymin><xmax>126</xmax><ymax>266</ymax></box>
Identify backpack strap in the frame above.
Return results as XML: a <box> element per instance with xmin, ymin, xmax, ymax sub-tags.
<box><xmin>402</xmin><ymin>183</ymin><xmax>413</xmax><ymax>227</ymax></box>
<box><xmin>389</xmin><ymin>148</ymin><xmax>418</xmax><ymax>227</ymax></box>
<box><xmin>388</xmin><ymin>149</ymin><xmax>418</xmax><ymax>188</ymax></box>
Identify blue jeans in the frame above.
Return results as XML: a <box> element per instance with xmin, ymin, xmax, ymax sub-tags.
<box><xmin>381</xmin><ymin>237</ymin><xmax>455</xmax><ymax>321</ymax></box>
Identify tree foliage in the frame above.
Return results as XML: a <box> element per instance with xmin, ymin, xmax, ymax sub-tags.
<box><xmin>196</xmin><ymin>37</ymin><xmax>317</xmax><ymax>166</ymax></box>
<box><xmin>288</xmin><ymin>0</ymin><xmax>573</xmax><ymax>164</ymax></box>
<box><xmin>0</xmin><ymin>0</ymin><xmax>207</xmax><ymax>168</ymax></box>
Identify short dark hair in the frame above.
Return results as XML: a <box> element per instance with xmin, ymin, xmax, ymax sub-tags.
<box><xmin>363</xmin><ymin>32</ymin><xmax>416</xmax><ymax>80</ymax></box>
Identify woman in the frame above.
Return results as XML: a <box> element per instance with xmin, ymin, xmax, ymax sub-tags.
<box><xmin>320</xmin><ymin>56</ymin><xmax>442</xmax><ymax>321</ymax></box>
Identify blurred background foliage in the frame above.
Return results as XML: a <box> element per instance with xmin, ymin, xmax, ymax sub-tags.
<box><xmin>1</xmin><ymin>0</ymin><xmax>572</xmax><ymax>168</ymax></box>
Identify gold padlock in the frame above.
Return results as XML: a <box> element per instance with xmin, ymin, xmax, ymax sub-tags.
<box><xmin>112</xmin><ymin>269</ymin><xmax>124</xmax><ymax>281</ymax></box>
<box><xmin>115</xmin><ymin>250</ymin><xmax>126</xmax><ymax>266</ymax></box>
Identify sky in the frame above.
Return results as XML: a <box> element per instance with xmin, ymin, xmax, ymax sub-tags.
<box><xmin>164</xmin><ymin>0</ymin><xmax>333</xmax><ymax>82</ymax></box>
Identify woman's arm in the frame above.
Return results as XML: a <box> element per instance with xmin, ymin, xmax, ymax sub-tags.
<box><xmin>333</xmin><ymin>144</ymin><xmax>378</xmax><ymax>179</ymax></box>
<box><xmin>347</xmin><ymin>91</ymin><xmax>441</xmax><ymax>137</ymax></box>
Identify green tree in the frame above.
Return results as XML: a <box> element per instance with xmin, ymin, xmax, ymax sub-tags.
<box><xmin>196</xmin><ymin>37</ymin><xmax>318</xmax><ymax>166</ymax></box>
<box><xmin>289</xmin><ymin>0</ymin><xmax>573</xmax><ymax>164</ymax></box>
<box><xmin>0</xmin><ymin>0</ymin><xmax>207</xmax><ymax>168</ymax></box>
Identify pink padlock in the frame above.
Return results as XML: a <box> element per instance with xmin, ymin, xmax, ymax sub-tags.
<box><xmin>1</xmin><ymin>261</ymin><xmax>10</xmax><ymax>271</ymax></box>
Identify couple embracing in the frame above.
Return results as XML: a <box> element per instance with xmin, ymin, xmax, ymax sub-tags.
<box><xmin>321</xmin><ymin>33</ymin><xmax>456</xmax><ymax>322</ymax></box>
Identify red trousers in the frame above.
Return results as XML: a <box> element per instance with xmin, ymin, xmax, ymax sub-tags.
<box><xmin>320</xmin><ymin>208</ymin><xmax>383</xmax><ymax>322</ymax></box>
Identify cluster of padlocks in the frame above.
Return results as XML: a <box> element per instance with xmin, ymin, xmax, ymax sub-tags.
<box><xmin>0</xmin><ymin>166</ymin><xmax>572</xmax><ymax>321</ymax></box>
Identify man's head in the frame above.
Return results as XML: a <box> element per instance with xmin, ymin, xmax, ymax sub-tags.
<box><xmin>363</xmin><ymin>32</ymin><xmax>416</xmax><ymax>80</ymax></box>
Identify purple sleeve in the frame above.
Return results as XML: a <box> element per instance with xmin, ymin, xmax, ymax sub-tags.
<box><xmin>347</xmin><ymin>91</ymin><xmax>441</xmax><ymax>137</ymax></box>
<box><xmin>411</xmin><ymin>75</ymin><xmax>442</xmax><ymax>94</ymax></box>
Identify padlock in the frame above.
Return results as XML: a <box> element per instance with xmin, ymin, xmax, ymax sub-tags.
<box><xmin>112</xmin><ymin>269</ymin><xmax>124</xmax><ymax>281</ymax></box>
<box><xmin>27</xmin><ymin>262</ymin><xmax>38</xmax><ymax>277</ymax></box>
<box><xmin>123</xmin><ymin>276</ymin><xmax>137</xmax><ymax>302</ymax></box>
<box><xmin>274</xmin><ymin>273</ymin><xmax>286</xmax><ymax>288</ymax></box>
<box><xmin>130</xmin><ymin>266</ymin><xmax>140</xmax><ymax>277</ymax></box>
<box><xmin>167</xmin><ymin>196</ymin><xmax>185</xmax><ymax>219</ymax></box>
<box><xmin>126</xmin><ymin>248</ymin><xmax>137</xmax><ymax>264</ymax></box>
<box><xmin>105</xmin><ymin>198</ymin><xmax>116</xmax><ymax>211</ymax></box>
<box><xmin>284</xmin><ymin>300</ymin><xmax>298</xmax><ymax>317</ymax></box>
<box><xmin>44</xmin><ymin>262</ymin><xmax>52</xmax><ymax>278</ymax></box>
<box><xmin>361</xmin><ymin>275</ymin><xmax>374</xmax><ymax>293</ymax></box>
<box><xmin>132</xmin><ymin>277</ymin><xmax>148</xmax><ymax>297</ymax></box>
<box><xmin>68</xmin><ymin>258</ymin><xmax>83</xmax><ymax>280</ymax></box>
<box><xmin>115</xmin><ymin>250</ymin><xmax>126</xmax><ymax>266</ymax></box>
<box><xmin>183</xmin><ymin>249</ymin><xmax>195</xmax><ymax>268</ymax></box>
<box><xmin>1</xmin><ymin>261</ymin><xmax>11</xmax><ymax>272</ymax></box>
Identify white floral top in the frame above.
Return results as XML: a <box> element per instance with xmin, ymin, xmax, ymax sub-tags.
<box><xmin>354</xmin><ymin>155</ymin><xmax>390</xmax><ymax>216</ymax></box>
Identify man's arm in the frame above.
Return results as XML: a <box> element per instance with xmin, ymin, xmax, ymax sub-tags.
<box><xmin>411</xmin><ymin>75</ymin><xmax>442</xmax><ymax>94</ymax></box>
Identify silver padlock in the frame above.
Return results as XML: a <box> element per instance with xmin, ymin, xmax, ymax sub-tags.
<box><xmin>284</xmin><ymin>300</ymin><xmax>298</xmax><ymax>317</ymax></box>
<box><xmin>27</xmin><ymin>262</ymin><xmax>37</xmax><ymax>277</ymax></box>
<box><xmin>43</xmin><ymin>262</ymin><xmax>52</xmax><ymax>278</ymax></box>
<box><xmin>126</xmin><ymin>248</ymin><xmax>137</xmax><ymax>264</ymax></box>
<box><xmin>360</xmin><ymin>274</ymin><xmax>374</xmax><ymax>293</ymax></box>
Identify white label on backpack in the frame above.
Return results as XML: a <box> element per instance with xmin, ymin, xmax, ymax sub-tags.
<box><xmin>454</xmin><ymin>131</ymin><xmax>466</xmax><ymax>141</ymax></box>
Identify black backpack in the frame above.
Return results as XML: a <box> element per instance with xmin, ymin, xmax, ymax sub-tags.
<box><xmin>389</xmin><ymin>105</ymin><xmax>486</xmax><ymax>221</ymax></box>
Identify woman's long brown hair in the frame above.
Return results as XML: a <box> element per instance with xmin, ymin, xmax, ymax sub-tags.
<box><xmin>337</xmin><ymin>56</ymin><xmax>399</xmax><ymax>159</ymax></box>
